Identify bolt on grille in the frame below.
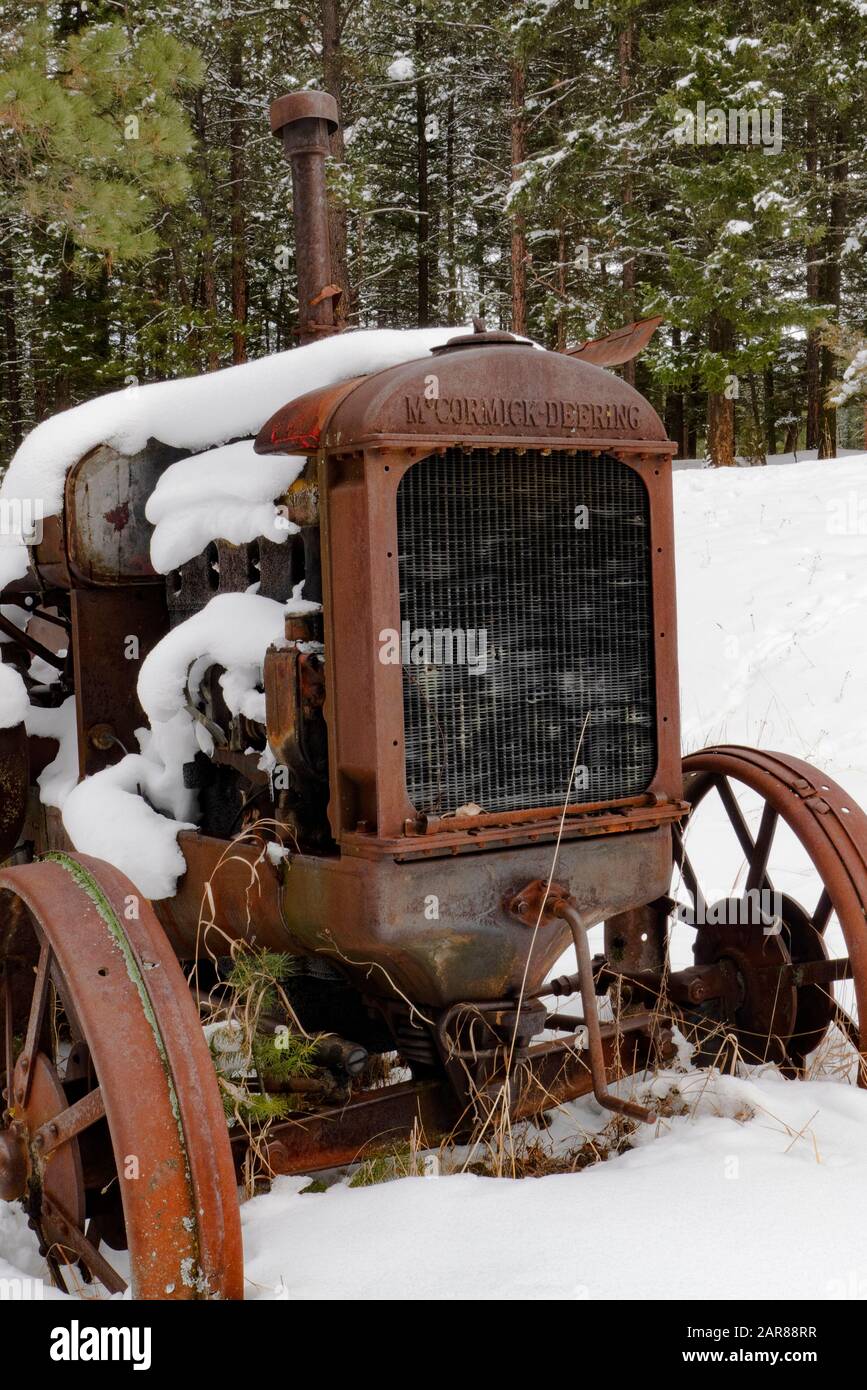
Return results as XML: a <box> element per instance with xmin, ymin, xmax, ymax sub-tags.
<box><xmin>396</xmin><ymin>448</ymin><xmax>657</xmax><ymax>815</ymax></box>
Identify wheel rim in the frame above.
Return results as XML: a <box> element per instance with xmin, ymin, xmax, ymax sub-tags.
<box><xmin>0</xmin><ymin>852</ymin><xmax>243</xmax><ymax>1298</ymax></box>
<box><xmin>670</xmin><ymin>747</ymin><xmax>867</xmax><ymax>1078</ymax></box>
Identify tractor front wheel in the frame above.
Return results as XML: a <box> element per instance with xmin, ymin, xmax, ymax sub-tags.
<box><xmin>663</xmin><ymin>747</ymin><xmax>867</xmax><ymax>1079</ymax></box>
<box><xmin>0</xmin><ymin>852</ymin><xmax>243</xmax><ymax>1298</ymax></box>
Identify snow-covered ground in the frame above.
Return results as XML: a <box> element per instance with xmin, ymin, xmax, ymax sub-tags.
<box><xmin>241</xmin><ymin>1071</ymin><xmax>867</xmax><ymax>1301</ymax></box>
<box><xmin>3</xmin><ymin>450</ymin><xmax>867</xmax><ymax>1300</ymax></box>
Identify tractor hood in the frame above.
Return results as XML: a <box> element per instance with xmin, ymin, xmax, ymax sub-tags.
<box><xmin>254</xmin><ymin>332</ymin><xmax>673</xmax><ymax>458</ymax></box>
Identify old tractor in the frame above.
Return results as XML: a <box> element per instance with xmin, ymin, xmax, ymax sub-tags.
<box><xmin>0</xmin><ymin>92</ymin><xmax>865</xmax><ymax>1300</ymax></box>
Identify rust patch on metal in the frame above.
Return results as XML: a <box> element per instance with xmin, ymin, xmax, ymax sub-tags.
<box><xmin>103</xmin><ymin>499</ymin><xmax>130</xmax><ymax>532</ymax></box>
<box><xmin>565</xmin><ymin>315</ymin><xmax>663</xmax><ymax>366</ymax></box>
<box><xmin>506</xmin><ymin>879</ymin><xmax>570</xmax><ymax>927</ymax></box>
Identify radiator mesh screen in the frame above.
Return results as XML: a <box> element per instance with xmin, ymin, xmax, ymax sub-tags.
<box><xmin>396</xmin><ymin>448</ymin><xmax>657</xmax><ymax>815</ymax></box>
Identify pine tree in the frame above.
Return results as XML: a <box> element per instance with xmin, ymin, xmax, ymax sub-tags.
<box><xmin>3</xmin><ymin>0</ymin><xmax>867</xmax><ymax>464</ymax></box>
<box><xmin>0</xmin><ymin>7</ymin><xmax>203</xmax><ymax>441</ymax></box>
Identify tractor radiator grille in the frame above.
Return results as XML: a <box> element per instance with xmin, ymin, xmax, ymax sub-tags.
<box><xmin>396</xmin><ymin>448</ymin><xmax>657</xmax><ymax>815</ymax></box>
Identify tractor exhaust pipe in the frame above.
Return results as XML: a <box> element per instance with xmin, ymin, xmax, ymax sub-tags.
<box><xmin>270</xmin><ymin>91</ymin><xmax>340</xmax><ymax>345</ymax></box>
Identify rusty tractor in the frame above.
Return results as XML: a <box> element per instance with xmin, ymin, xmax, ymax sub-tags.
<box><xmin>1</xmin><ymin>91</ymin><xmax>865</xmax><ymax>1299</ymax></box>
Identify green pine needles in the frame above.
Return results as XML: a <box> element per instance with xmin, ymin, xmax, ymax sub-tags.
<box><xmin>205</xmin><ymin>946</ymin><xmax>319</xmax><ymax>1128</ymax></box>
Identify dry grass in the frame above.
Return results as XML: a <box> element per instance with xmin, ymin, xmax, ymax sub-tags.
<box><xmin>805</xmin><ymin>1020</ymin><xmax>861</xmax><ymax>1083</ymax></box>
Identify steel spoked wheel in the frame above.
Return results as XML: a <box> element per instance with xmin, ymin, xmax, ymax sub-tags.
<box><xmin>0</xmin><ymin>852</ymin><xmax>243</xmax><ymax>1299</ymax></box>
<box><xmin>668</xmin><ymin>747</ymin><xmax>867</xmax><ymax>1079</ymax></box>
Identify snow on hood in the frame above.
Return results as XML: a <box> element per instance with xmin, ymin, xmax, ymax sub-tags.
<box><xmin>0</xmin><ymin>325</ymin><xmax>471</xmax><ymax>590</ymax></box>
<box><xmin>145</xmin><ymin>440</ymin><xmax>305</xmax><ymax>574</ymax></box>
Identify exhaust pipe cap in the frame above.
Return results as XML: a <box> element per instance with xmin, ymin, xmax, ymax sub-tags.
<box><xmin>270</xmin><ymin>90</ymin><xmax>339</xmax><ymax>138</ymax></box>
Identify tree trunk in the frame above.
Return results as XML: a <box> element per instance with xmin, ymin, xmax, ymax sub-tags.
<box><xmin>415</xmin><ymin>20</ymin><xmax>431</xmax><ymax>326</ymax></box>
<box><xmin>228</xmin><ymin>25</ymin><xmax>247</xmax><ymax>365</ymax></box>
<box><xmin>805</xmin><ymin>97</ymin><xmax>821</xmax><ymax>451</ymax></box>
<box><xmin>194</xmin><ymin>93</ymin><xmax>220</xmax><ymax>372</ymax></box>
<box><xmin>665</xmin><ymin>328</ymin><xmax>684</xmax><ymax>455</ymax></box>
<box><xmin>555</xmin><ymin>224</ymin><xmax>568</xmax><ymax>351</ymax></box>
<box><xmin>763</xmin><ymin>365</ymin><xmax>777</xmax><ymax>456</ymax></box>
<box><xmin>618</xmin><ymin>22</ymin><xmax>635</xmax><ymax>386</ymax></box>
<box><xmin>321</xmin><ymin>0</ymin><xmax>351</xmax><ymax>325</ymax></box>
<box><xmin>687</xmin><ymin>374</ymin><xmax>699</xmax><ymax>459</ymax></box>
<box><xmin>707</xmin><ymin>391</ymin><xmax>735</xmax><ymax>467</ymax></box>
<box><xmin>784</xmin><ymin>390</ymin><xmax>800</xmax><ymax>453</ymax></box>
<box><xmin>707</xmin><ymin>315</ymin><xmax>735</xmax><ymax>466</ymax></box>
<box><xmin>0</xmin><ymin>226</ymin><xmax>23</xmax><ymax>449</ymax></box>
<box><xmin>686</xmin><ymin>335</ymin><xmax>699</xmax><ymax>458</ymax></box>
<box><xmin>446</xmin><ymin>91</ymin><xmax>457</xmax><ymax>324</ymax></box>
<box><xmin>54</xmin><ymin>256</ymin><xmax>75</xmax><ymax>411</ymax></box>
<box><xmin>818</xmin><ymin>124</ymin><xmax>847</xmax><ymax>459</ymax></box>
<box><xmin>509</xmin><ymin>58</ymin><xmax>527</xmax><ymax>336</ymax></box>
<box><xmin>747</xmin><ymin>372</ymin><xmax>766</xmax><ymax>464</ymax></box>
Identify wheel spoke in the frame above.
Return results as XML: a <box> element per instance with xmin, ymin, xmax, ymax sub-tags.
<box><xmin>714</xmin><ymin>776</ymin><xmax>757</xmax><ymax>862</ymax></box>
<box><xmin>45</xmin><ymin>1252</ymin><xmax>68</xmax><ymax>1293</ymax></box>
<box><xmin>52</xmin><ymin>963</ymin><xmax>86</xmax><ymax>1051</ymax></box>
<box><xmin>672</xmin><ymin>825</ymin><xmax>707</xmax><ymax>922</ymax></box>
<box><xmin>16</xmin><ymin>941</ymin><xmax>51</xmax><ymax>1107</ymax></box>
<box><xmin>715</xmin><ymin>776</ymin><xmax>775</xmax><ymax>893</ymax></box>
<box><xmin>41</xmin><ymin>1193</ymin><xmax>127</xmax><ymax>1295</ymax></box>
<box><xmin>833</xmin><ymin>1005</ymin><xmax>861</xmax><ymax>1053</ymax></box>
<box><xmin>812</xmin><ymin>887</ymin><xmax>833</xmax><ymax>936</ymax></box>
<box><xmin>87</xmin><ymin>1219</ymin><xmax>102</xmax><ymax>1256</ymax></box>
<box><xmin>745</xmin><ymin>803</ymin><xmax>778</xmax><ymax>894</ymax></box>
<box><xmin>35</xmin><ymin>1086</ymin><xmax>105</xmax><ymax>1156</ymax></box>
<box><xmin>790</xmin><ymin>957</ymin><xmax>852</xmax><ymax>987</ymax></box>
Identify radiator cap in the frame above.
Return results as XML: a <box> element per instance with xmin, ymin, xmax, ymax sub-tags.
<box><xmin>431</xmin><ymin>330</ymin><xmax>527</xmax><ymax>355</ymax></box>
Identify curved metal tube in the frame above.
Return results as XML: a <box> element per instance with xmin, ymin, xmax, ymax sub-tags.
<box><xmin>553</xmin><ymin>901</ymin><xmax>657</xmax><ymax>1124</ymax></box>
